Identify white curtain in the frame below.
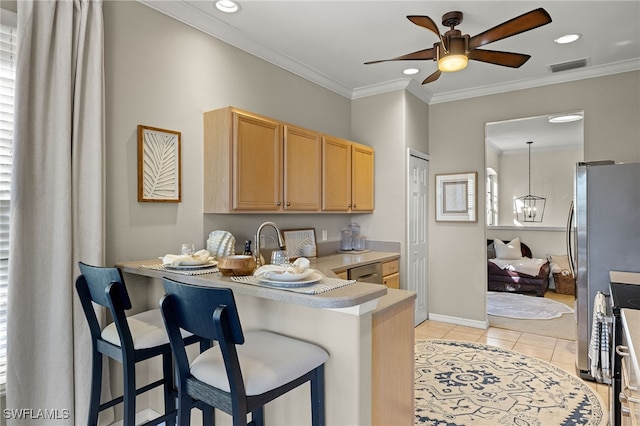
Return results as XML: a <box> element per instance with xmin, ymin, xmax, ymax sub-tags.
<box><xmin>7</xmin><ymin>1</ymin><xmax>105</xmax><ymax>425</ymax></box>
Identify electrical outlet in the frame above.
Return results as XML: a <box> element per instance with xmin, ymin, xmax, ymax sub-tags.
<box><xmin>321</xmin><ymin>230</ymin><xmax>327</xmax><ymax>241</ymax></box>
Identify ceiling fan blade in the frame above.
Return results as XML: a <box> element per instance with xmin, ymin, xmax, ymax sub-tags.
<box><xmin>469</xmin><ymin>8</ymin><xmax>552</xmax><ymax>49</ymax></box>
<box><xmin>422</xmin><ymin>70</ymin><xmax>441</xmax><ymax>84</ymax></box>
<box><xmin>407</xmin><ymin>15</ymin><xmax>441</xmax><ymax>37</ymax></box>
<box><xmin>364</xmin><ymin>48</ymin><xmax>435</xmax><ymax>65</ymax></box>
<box><xmin>469</xmin><ymin>49</ymin><xmax>531</xmax><ymax>68</ymax></box>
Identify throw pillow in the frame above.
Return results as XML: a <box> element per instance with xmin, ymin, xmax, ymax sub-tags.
<box><xmin>487</xmin><ymin>242</ymin><xmax>496</xmax><ymax>259</ymax></box>
<box><xmin>494</xmin><ymin>237</ymin><xmax>522</xmax><ymax>259</ymax></box>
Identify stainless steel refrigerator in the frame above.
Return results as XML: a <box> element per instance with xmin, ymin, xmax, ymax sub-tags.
<box><xmin>570</xmin><ymin>161</ymin><xmax>640</xmax><ymax>381</ymax></box>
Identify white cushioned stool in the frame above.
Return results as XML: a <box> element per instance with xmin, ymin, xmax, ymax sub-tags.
<box><xmin>160</xmin><ymin>277</ymin><xmax>328</xmax><ymax>426</ymax></box>
<box><xmin>76</xmin><ymin>262</ymin><xmax>201</xmax><ymax>426</ymax></box>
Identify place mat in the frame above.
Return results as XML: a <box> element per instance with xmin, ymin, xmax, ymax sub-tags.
<box><xmin>139</xmin><ymin>263</ymin><xmax>220</xmax><ymax>275</ymax></box>
<box><xmin>230</xmin><ymin>275</ymin><xmax>356</xmax><ymax>295</ymax></box>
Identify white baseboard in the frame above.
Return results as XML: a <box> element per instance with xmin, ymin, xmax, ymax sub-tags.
<box><xmin>109</xmin><ymin>409</ymin><xmax>162</xmax><ymax>426</ymax></box>
<box><xmin>428</xmin><ymin>313</ymin><xmax>488</xmax><ymax>330</ymax></box>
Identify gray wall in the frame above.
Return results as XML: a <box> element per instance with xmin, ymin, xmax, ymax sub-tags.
<box><xmin>429</xmin><ymin>71</ymin><xmax>640</xmax><ymax>324</ymax></box>
<box><xmin>107</xmin><ymin>1</ymin><xmax>640</xmax><ymax>325</ymax></box>
<box><xmin>351</xmin><ymin>90</ymin><xmax>430</xmax><ymax>287</ymax></box>
<box><xmin>105</xmin><ymin>1</ymin><xmax>357</xmax><ymax>266</ymax></box>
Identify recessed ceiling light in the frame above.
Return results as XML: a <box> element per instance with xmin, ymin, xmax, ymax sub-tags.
<box><xmin>215</xmin><ymin>0</ymin><xmax>239</xmax><ymax>13</ymax></box>
<box><xmin>554</xmin><ymin>33</ymin><xmax>581</xmax><ymax>44</ymax></box>
<box><xmin>548</xmin><ymin>113</ymin><xmax>583</xmax><ymax>123</ymax></box>
<box><xmin>403</xmin><ymin>68</ymin><xmax>420</xmax><ymax>75</ymax></box>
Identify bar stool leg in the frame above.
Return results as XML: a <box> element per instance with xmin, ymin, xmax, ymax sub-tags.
<box><xmin>123</xmin><ymin>359</ymin><xmax>137</xmax><ymax>425</ymax></box>
<box><xmin>162</xmin><ymin>351</ymin><xmax>176</xmax><ymax>426</ymax></box>
<box><xmin>310</xmin><ymin>365</ymin><xmax>325</xmax><ymax>426</ymax></box>
<box><xmin>87</xmin><ymin>351</ymin><xmax>102</xmax><ymax>426</ymax></box>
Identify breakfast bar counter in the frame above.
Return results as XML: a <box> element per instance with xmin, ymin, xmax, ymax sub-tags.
<box><xmin>117</xmin><ymin>257</ymin><xmax>387</xmax><ymax>310</ymax></box>
<box><xmin>117</xmin><ymin>251</ymin><xmax>415</xmax><ymax>426</ymax></box>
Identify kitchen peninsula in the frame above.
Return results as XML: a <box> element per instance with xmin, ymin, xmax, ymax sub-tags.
<box><xmin>118</xmin><ymin>251</ymin><xmax>415</xmax><ymax>426</ymax></box>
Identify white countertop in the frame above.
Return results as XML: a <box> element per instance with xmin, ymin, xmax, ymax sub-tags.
<box><xmin>610</xmin><ymin>271</ymin><xmax>640</xmax><ymax>285</ymax></box>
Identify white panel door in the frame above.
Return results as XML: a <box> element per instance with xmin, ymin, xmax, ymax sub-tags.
<box><xmin>408</xmin><ymin>152</ymin><xmax>428</xmax><ymax>325</ymax></box>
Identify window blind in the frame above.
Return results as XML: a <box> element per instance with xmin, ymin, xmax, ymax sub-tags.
<box><xmin>0</xmin><ymin>10</ymin><xmax>17</xmax><ymax>394</ymax></box>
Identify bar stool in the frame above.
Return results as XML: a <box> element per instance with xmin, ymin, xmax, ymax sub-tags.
<box><xmin>159</xmin><ymin>277</ymin><xmax>328</xmax><ymax>426</ymax></box>
<box><xmin>75</xmin><ymin>262</ymin><xmax>199</xmax><ymax>426</ymax></box>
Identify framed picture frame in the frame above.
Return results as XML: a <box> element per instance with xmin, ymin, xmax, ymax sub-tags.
<box><xmin>137</xmin><ymin>125</ymin><xmax>181</xmax><ymax>202</ymax></box>
<box><xmin>435</xmin><ymin>172</ymin><xmax>477</xmax><ymax>222</ymax></box>
<box><xmin>282</xmin><ymin>228</ymin><xmax>317</xmax><ymax>259</ymax></box>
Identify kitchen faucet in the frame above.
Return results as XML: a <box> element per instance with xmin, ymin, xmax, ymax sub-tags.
<box><xmin>254</xmin><ymin>221</ymin><xmax>285</xmax><ymax>266</ymax></box>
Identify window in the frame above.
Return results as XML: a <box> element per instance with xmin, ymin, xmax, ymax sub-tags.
<box><xmin>0</xmin><ymin>9</ymin><xmax>17</xmax><ymax>394</ymax></box>
<box><xmin>486</xmin><ymin>168</ymin><xmax>498</xmax><ymax>226</ymax></box>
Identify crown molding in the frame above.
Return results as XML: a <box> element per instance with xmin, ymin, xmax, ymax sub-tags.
<box><xmin>428</xmin><ymin>58</ymin><xmax>640</xmax><ymax>104</ymax></box>
<box><xmin>138</xmin><ymin>0</ymin><xmax>354</xmax><ymax>98</ymax></box>
<box><xmin>139</xmin><ymin>1</ymin><xmax>640</xmax><ymax>106</ymax></box>
<box><xmin>351</xmin><ymin>78</ymin><xmax>434</xmax><ymax>104</ymax></box>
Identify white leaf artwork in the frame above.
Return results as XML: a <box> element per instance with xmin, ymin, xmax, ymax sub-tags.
<box><xmin>137</xmin><ymin>125</ymin><xmax>181</xmax><ymax>202</ymax></box>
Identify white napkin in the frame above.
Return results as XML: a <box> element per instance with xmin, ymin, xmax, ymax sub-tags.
<box><xmin>162</xmin><ymin>249</ymin><xmax>211</xmax><ymax>267</ymax></box>
<box><xmin>254</xmin><ymin>257</ymin><xmax>310</xmax><ymax>276</ymax></box>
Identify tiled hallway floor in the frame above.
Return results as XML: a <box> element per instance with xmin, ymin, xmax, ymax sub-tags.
<box><xmin>414</xmin><ymin>314</ymin><xmax>611</xmax><ymax>408</ymax></box>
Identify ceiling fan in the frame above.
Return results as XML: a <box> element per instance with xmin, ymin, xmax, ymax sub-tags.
<box><xmin>365</xmin><ymin>8</ymin><xmax>552</xmax><ymax>84</ymax></box>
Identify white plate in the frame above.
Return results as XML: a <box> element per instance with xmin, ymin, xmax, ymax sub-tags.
<box><xmin>165</xmin><ymin>261</ymin><xmax>218</xmax><ymax>270</ymax></box>
<box><xmin>263</xmin><ymin>268</ymin><xmax>316</xmax><ymax>282</ymax></box>
<box><xmin>257</xmin><ymin>272</ymin><xmax>323</xmax><ymax>287</ymax></box>
<box><xmin>179</xmin><ymin>257</ymin><xmax>214</xmax><ymax>266</ymax></box>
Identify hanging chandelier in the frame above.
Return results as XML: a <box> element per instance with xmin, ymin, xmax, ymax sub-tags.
<box><xmin>515</xmin><ymin>141</ymin><xmax>546</xmax><ymax>222</ymax></box>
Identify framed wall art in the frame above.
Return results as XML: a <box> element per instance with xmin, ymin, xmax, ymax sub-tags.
<box><xmin>137</xmin><ymin>125</ymin><xmax>181</xmax><ymax>202</ymax></box>
<box><xmin>435</xmin><ymin>172</ymin><xmax>477</xmax><ymax>222</ymax></box>
<box><xmin>282</xmin><ymin>228</ymin><xmax>317</xmax><ymax>259</ymax></box>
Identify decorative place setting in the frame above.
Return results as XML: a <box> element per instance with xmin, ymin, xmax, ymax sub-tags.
<box><xmin>140</xmin><ymin>245</ymin><xmax>219</xmax><ymax>275</ymax></box>
<box><xmin>231</xmin><ymin>256</ymin><xmax>356</xmax><ymax>294</ymax></box>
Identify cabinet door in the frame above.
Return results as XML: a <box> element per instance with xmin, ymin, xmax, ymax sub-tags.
<box><xmin>322</xmin><ymin>136</ymin><xmax>352</xmax><ymax>211</ymax></box>
<box><xmin>232</xmin><ymin>112</ymin><xmax>282</xmax><ymax>211</ymax></box>
<box><xmin>284</xmin><ymin>125</ymin><xmax>321</xmax><ymax>211</ymax></box>
<box><xmin>351</xmin><ymin>143</ymin><xmax>374</xmax><ymax>211</ymax></box>
<box><xmin>383</xmin><ymin>273</ymin><xmax>400</xmax><ymax>289</ymax></box>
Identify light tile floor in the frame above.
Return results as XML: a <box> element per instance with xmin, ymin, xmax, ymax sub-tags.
<box><xmin>414</xmin><ymin>296</ymin><xmax>611</xmax><ymax>408</ymax></box>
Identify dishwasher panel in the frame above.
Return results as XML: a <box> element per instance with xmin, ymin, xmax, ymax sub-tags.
<box><xmin>348</xmin><ymin>263</ymin><xmax>383</xmax><ymax>284</ymax></box>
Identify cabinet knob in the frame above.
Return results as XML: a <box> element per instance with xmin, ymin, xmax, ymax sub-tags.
<box><xmin>286</xmin><ymin>201</ymin><xmax>290</xmax><ymax>206</ymax></box>
<box><xmin>276</xmin><ymin>201</ymin><xmax>281</xmax><ymax>206</ymax></box>
<box><xmin>353</xmin><ymin>204</ymin><xmax>357</xmax><ymax>209</ymax></box>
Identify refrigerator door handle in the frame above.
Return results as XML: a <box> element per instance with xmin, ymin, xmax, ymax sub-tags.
<box><xmin>567</xmin><ymin>200</ymin><xmax>576</xmax><ymax>278</ymax></box>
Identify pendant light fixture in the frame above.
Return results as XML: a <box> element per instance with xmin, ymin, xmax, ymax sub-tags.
<box><xmin>515</xmin><ymin>141</ymin><xmax>546</xmax><ymax>222</ymax></box>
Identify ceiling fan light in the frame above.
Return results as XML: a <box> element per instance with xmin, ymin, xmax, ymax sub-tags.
<box><xmin>438</xmin><ymin>54</ymin><xmax>468</xmax><ymax>72</ymax></box>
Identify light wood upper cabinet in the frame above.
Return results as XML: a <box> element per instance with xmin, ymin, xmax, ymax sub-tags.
<box><xmin>283</xmin><ymin>125</ymin><xmax>322</xmax><ymax>211</ymax></box>
<box><xmin>351</xmin><ymin>143</ymin><xmax>374</xmax><ymax>212</ymax></box>
<box><xmin>233</xmin><ymin>111</ymin><xmax>282</xmax><ymax>211</ymax></box>
<box><xmin>322</xmin><ymin>136</ymin><xmax>352</xmax><ymax>211</ymax></box>
<box><xmin>322</xmin><ymin>137</ymin><xmax>374</xmax><ymax>212</ymax></box>
<box><xmin>204</xmin><ymin>107</ymin><xmax>323</xmax><ymax>213</ymax></box>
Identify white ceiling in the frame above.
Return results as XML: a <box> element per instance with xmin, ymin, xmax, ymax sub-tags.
<box><xmin>486</xmin><ymin>113</ymin><xmax>583</xmax><ymax>152</ymax></box>
<box><xmin>141</xmin><ymin>0</ymin><xmax>640</xmax><ymax>105</ymax></box>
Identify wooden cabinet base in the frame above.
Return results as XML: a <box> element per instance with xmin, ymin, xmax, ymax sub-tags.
<box><xmin>372</xmin><ymin>292</ymin><xmax>415</xmax><ymax>425</ymax></box>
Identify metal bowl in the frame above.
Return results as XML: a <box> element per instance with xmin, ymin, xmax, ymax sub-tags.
<box><xmin>217</xmin><ymin>255</ymin><xmax>256</xmax><ymax>276</ymax></box>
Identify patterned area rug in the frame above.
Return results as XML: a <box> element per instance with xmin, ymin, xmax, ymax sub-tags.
<box><xmin>415</xmin><ymin>340</ymin><xmax>606</xmax><ymax>426</ymax></box>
